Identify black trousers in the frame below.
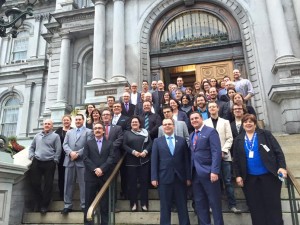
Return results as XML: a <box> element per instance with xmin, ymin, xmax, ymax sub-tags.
<box><xmin>85</xmin><ymin>179</ymin><xmax>108</xmax><ymax>225</ymax></box>
<box><xmin>30</xmin><ymin>158</ymin><xmax>56</xmax><ymax>208</ymax></box>
<box><xmin>57</xmin><ymin>161</ymin><xmax>65</xmax><ymax>199</ymax></box>
<box><xmin>244</xmin><ymin>173</ymin><xmax>284</xmax><ymax>225</ymax></box>
<box><xmin>126</xmin><ymin>163</ymin><xmax>149</xmax><ymax>207</ymax></box>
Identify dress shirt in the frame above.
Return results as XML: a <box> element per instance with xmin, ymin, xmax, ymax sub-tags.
<box><xmin>164</xmin><ymin>134</ymin><xmax>175</xmax><ymax>148</ymax></box>
<box><xmin>112</xmin><ymin>114</ymin><xmax>121</xmax><ymax>125</ymax></box>
<box><xmin>131</xmin><ymin>93</ymin><xmax>138</xmax><ymax>105</ymax></box>
<box><xmin>95</xmin><ymin>137</ymin><xmax>103</xmax><ymax>154</ymax></box>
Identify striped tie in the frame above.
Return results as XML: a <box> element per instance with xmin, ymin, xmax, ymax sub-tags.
<box><xmin>144</xmin><ymin>114</ymin><xmax>149</xmax><ymax>130</ymax></box>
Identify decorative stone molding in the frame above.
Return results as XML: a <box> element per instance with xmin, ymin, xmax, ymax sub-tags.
<box><xmin>34</xmin><ymin>12</ymin><xmax>51</xmax><ymax>21</ymax></box>
<box><xmin>138</xmin><ymin>0</ymin><xmax>266</xmax><ymax>123</ymax></box>
<box><xmin>0</xmin><ymin>87</ymin><xmax>25</xmax><ymax>105</ymax></box>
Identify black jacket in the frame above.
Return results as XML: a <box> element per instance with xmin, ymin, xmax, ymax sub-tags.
<box><xmin>233</xmin><ymin>129</ymin><xmax>286</xmax><ymax>181</ymax></box>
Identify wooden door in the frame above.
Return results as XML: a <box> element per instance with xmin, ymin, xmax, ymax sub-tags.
<box><xmin>195</xmin><ymin>60</ymin><xmax>234</xmax><ymax>82</ymax></box>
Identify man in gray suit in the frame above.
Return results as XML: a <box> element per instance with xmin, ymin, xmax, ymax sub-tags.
<box><xmin>61</xmin><ymin>114</ymin><xmax>93</xmax><ymax>214</ymax></box>
<box><xmin>158</xmin><ymin>105</ymin><xmax>189</xmax><ymax>146</ymax></box>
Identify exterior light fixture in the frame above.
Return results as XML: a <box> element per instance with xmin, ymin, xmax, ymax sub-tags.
<box><xmin>0</xmin><ymin>0</ymin><xmax>37</xmax><ymax>38</ymax></box>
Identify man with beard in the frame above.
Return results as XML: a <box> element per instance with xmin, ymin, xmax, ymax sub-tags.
<box><xmin>193</xmin><ymin>95</ymin><xmax>210</xmax><ymax>120</ymax></box>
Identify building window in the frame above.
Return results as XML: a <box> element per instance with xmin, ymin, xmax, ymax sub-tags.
<box><xmin>12</xmin><ymin>30</ymin><xmax>29</xmax><ymax>62</ymax></box>
<box><xmin>160</xmin><ymin>11</ymin><xmax>228</xmax><ymax>50</ymax></box>
<box><xmin>1</xmin><ymin>97</ymin><xmax>20</xmax><ymax>137</ymax></box>
<box><xmin>75</xmin><ymin>0</ymin><xmax>94</xmax><ymax>8</ymax></box>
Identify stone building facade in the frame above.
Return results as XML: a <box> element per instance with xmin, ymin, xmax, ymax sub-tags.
<box><xmin>0</xmin><ymin>0</ymin><xmax>300</xmax><ymax>137</ymax></box>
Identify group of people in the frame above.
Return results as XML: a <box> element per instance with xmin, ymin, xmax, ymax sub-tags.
<box><xmin>28</xmin><ymin>69</ymin><xmax>287</xmax><ymax>225</ymax></box>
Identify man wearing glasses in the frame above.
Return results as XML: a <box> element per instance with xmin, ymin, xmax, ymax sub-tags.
<box><xmin>158</xmin><ymin>105</ymin><xmax>189</xmax><ymax>146</ymax></box>
<box><xmin>83</xmin><ymin>122</ymin><xmax>115</xmax><ymax>225</ymax></box>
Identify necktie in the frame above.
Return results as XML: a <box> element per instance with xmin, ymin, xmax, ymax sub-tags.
<box><xmin>144</xmin><ymin>114</ymin><xmax>149</xmax><ymax>130</ymax></box>
<box><xmin>76</xmin><ymin>128</ymin><xmax>80</xmax><ymax>139</ymax></box>
<box><xmin>125</xmin><ymin>103</ymin><xmax>129</xmax><ymax>112</ymax></box>
<box><xmin>97</xmin><ymin>140</ymin><xmax>102</xmax><ymax>154</ymax></box>
<box><xmin>193</xmin><ymin>130</ymin><xmax>200</xmax><ymax>151</ymax></box>
<box><xmin>105</xmin><ymin>125</ymin><xmax>109</xmax><ymax>140</ymax></box>
<box><xmin>167</xmin><ymin>136</ymin><xmax>175</xmax><ymax>155</ymax></box>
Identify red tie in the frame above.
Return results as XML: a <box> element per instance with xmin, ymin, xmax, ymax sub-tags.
<box><xmin>105</xmin><ymin>125</ymin><xmax>109</xmax><ymax>140</ymax></box>
<box><xmin>193</xmin><ymin>130</ymin><xmax>200</xmax><ymax>150</ymax></box>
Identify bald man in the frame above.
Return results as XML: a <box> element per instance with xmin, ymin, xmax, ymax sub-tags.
<box><xmin>28</xmin><ymin>119</ymin><xmax>62</xmax><ymax>214</ymax></box>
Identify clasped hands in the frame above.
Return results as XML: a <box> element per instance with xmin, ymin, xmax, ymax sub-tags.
<box><xmin>94</xmin><ymin>168</ymin><xmax>103</xmax><ymax>177</ymax></box>
<box><xmin>133</xmin><ymin>150</ymin><xmax>147</xmax><ymax>158</ymax></box>
<box><xmin>69</xmin><ymin>151</ymin><xmax>79</xmax><ymax>161</ymax></box>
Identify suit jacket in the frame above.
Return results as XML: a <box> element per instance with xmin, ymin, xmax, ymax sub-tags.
<box><xmin>83</xmin><ymin>138</ymin><xmax>115</xmax><ymax>182</ymax></box>
<box><xmin>121</xmin><ymin>102</ymin><xmax>135</xmax><ymax>117</ymax></box>
<box><xmin>204</xmin><ymin>117</ymin><xmax>233</xmax><ymax>161</ymax></box>
<box><xmin>63</xmin><ymin>126</ymin><xmax>93</xmax><ymax>167</ymax></box>
<box><xmin>107</xmin><ymin>124</ymin><xmax>124</xmax><ymax>163</ymax></box>
<box><xmin>158</xmin><ymin>120</ymin><xmax>189</xmax><ymax>146</ymax></box>
<box><xmin>115</xmin><ymin>114</ymin><xmax>130</xmax><ymax>131</ymax></box>
<box><xmin>231</xmin><ymin>120</ymin><xmax>244</xmax><ymax>139</ymax></box>
<box><xmin>189</xmin><ymin>125</ymin><xmax>222</xmax><ymax>177</ymax></box>
<box><xmin>151</xmin><ymin>135</ymin><xmax>191</xmax><ymax>184</ymax></box>
<box><xmin>139</xmin><ymin>112</ymin><xmax>162</xmax><ymax>139</ymax></box>
<box><xmin>233</xmin><ymin>129</ymin><xmax>286</xmax><ymax>182</ymax></box>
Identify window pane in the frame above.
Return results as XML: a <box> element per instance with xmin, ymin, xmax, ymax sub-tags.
<box><xmin>1</xmin><ymin>97</ymin><xmax>20</xmax><ymax>137</ymax></box>
<box><xmin>12</xmin><ymin>31</ymin><xmax>29</xmax><ymax>61</ymax></box>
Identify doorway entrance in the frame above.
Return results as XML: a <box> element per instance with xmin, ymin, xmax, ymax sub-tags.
<box><xmin>162</xmin><ymin>60</ymin><xmax>234</xmax><ymax>88</ymax></box>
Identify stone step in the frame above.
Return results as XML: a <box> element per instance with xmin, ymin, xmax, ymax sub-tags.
<box><xmin>52</xmin><ymin>186</ymin><xmax>296</xmax><ymax>201</ymax></box>
<box><xmin>22</xmin><ymin>212</ymin><xmax>297</xmax><ymax>224</ymax></box>
<box><xmin>47</xmin><ymin>198</ymin><xmax>293</xmax><ymax>213</ymax></box>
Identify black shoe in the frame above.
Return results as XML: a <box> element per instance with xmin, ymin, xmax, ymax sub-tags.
<box><xmin>40</xmin><ymin>207</ymin><xmax>48</xmax><ymax>214</ymax></box>
<box><xmin>61</xmin><ymin>208</ymin><xmax>72</xmax><ymax>214</ymax></box>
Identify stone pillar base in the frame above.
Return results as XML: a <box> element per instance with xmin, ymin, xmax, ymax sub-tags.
<box><xmin>49</xmin><ymin>102</ymin><xmax>72</xmax><ymax>125</ymax></box>
<box><xmin>269</xmin><ymin>57</ymin><xmax>300</xmax><ymax>133</ymax></box>
<box><xmin>85</xmin><ymin>80</ymin><xmax>129</xmax><ymax>105</ymax></box>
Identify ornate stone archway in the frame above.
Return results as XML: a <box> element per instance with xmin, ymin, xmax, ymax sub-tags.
<box><xmin>138</xmin><ymin>0</ymin><xmax>268</xmax><ymax>125</ymax></box>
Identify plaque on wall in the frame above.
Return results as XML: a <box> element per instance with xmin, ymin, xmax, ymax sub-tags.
<box><xmin>95</xmin><ymin>89</ymin><xmax>117</xmax><ymax>96</ymax></box>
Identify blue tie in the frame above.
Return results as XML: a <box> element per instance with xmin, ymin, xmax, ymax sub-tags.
<box><xmin>144</xmin><ymin>114</ymin><xmax>149</xmax><ymax>130</ymax></box>
<box><xmin>167</xmin><ymin>136</ymin><xmax>175</xmax><ymax>155</ymax></box>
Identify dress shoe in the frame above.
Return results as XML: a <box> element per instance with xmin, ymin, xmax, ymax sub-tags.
<box><xmin>230</xmin><ymin>207</ymin><xmax>242</xmax><ymax>214</ymax></box>
<box><xmin>61</xmin><ymin>208</ymin><xmax>72</xmax><ymax>214</ymax></box>
<box><xmin>40</xmin><ymin>207</ymin><xmax>48</xmax><ymax>214</ymax></box>
<box><xmin>141</xmin><ymin>205</ymin><xmax>148</xmax><ymax>212</ymax></box>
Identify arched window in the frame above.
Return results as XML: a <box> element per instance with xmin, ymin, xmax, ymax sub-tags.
<box><xmin>12</xmin><ymin>30</ymin><xmax>29</xmax><ymax>62</ymax></box>
<box><xmin>160</xmin><ymin>11</ymin><xmax>228</xmax><ymax>50</ymax></box>
<box><xmin>1</xmin><ymin>97</ymin><xmax>20</xmax><ymax>137</ymax></box>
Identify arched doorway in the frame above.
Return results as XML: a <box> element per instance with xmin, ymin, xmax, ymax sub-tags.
<box><xmin>149</xmin><ymin>3</ymin><xmax>244</xmax><ymax>87</ymax></box>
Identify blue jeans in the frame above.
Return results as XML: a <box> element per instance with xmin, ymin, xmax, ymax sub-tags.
<box><xmin>221</xmin><ymin>161</ymin><xmax>236</xmax><ymax>208</ymax></box>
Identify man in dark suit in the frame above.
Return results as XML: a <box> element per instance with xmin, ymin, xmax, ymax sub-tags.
<box><xmin>151</xmin><ymin>118</ymin><xmax>191</xmax><ymax>225</ymax></box>
<box><xmin>83</xmin><ymin>122</ymin><xmax>115</xmax><ymax>225</ymax></box>
<box><xmin>121</xmin><ymin>92</ymin><xmax>135</xmax><ymax>117</ymax></box>
<box><xmin>189</xmin><ymin>111</ymin><xmax>224</xmax><ymax>225</ymax></box>
<box><xmin>101</xmin><ymin>108</ymin><xmax>125</xmax><ymax>199</ymax></box>
<box><xmin>112</xmin><ymin>102</ymin><xmax>129</xmax><ymax>131</ymax></box>
<box><xmin>139</xmin><ymin>100</ymin><xmax>162</xmax><ymax>140</ymax></box>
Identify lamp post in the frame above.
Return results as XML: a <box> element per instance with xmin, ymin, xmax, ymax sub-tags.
<box><xmin>0</xmin><ymin>0</ymin><xmax>37</xmax><ymax>38</ymax></box>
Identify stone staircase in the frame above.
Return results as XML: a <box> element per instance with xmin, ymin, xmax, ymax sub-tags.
<box><xmin>21</xmin><ymin>134</ymin><xmax>300</xmax><ymax>225</ymax></box>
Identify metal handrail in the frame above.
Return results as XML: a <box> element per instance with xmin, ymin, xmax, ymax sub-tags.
<box><xmin>287</xmin><ymin>167</ymin><xmax>300</xmax><ymax>225</ymax></box>
<box><xmin>87</xmin><ymin>153</ymin><xmax>126</xmax><ymax>222</ymax></box>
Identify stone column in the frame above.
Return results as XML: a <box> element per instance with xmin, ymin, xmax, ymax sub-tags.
<box><xmin>110</xmin><ymin>0</ymin><xmax>126</xmax><ymax>81</ymax></box>
<box><xmin>50</xmin><ymin>35</ymin><xmax>72</xmax><ymax>124</ymax></box>
<box><xmin>89</xmin><ymin>0</ymin><xmax>107</xmax><ymax>84</ymax></box>
<box><xmin>292</xmin><ymin>0</ymin><xmax>300</xmax><ymax>35</ymax></box>
<box><xmin>266</xmin><ymin>0</ymin><xmax>294</xmax><ymax>60</ymax></box>
<box><xmin>56</xmin><ymin>35</ymin><xmax>71</xmax><ymax>105</ymax></box>
<box><xmin>18</xmin><ymin>82</ymin><xmax>33</xmax><ymax>137</ymax></box>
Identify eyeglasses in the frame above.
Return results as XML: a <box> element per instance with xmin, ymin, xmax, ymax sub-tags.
<box><xmin>163</xmin><ymin>111</ymin><xmax>172</xmax><ymax>114</ymax></box>
<box><xmin>102</xmin><ymin>114</ymin><xmax>111</xmax><ymax>116</ymax></box>
<box><xmin>113</xmin><ymin>106</ymin><xmax>121</xmax><ymax>108</ymax></box>
<box><xmin>163</xmin><ymin>123</ymin><xmax>173</xmax><ymax>126</ymax></box>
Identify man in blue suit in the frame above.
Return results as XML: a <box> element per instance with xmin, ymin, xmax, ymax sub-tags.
<box><xmin>151</xmin><ymin>118</ymin><xmax>191</xmax><ymax>225</ymax></box>
<box><xmin>189</xmin><ymin>112</ymin><xmax>224</xmax><ymax>225</ymax></box>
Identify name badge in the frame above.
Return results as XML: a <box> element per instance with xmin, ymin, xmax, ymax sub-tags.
<box><xmin>260</xmin><ymin>144</ymin><xmax>270</xmax><ymax>152</ymax></box>
<box><xmin>249</xmin><ymin>151</ymin><xmax>254</xmax><ymax>158</ymax></box>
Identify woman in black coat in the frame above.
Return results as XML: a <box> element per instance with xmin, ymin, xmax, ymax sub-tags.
<box><xmin>123</xmin><ymin>116</ymin><xmax>152</xmax><ymax>212</ymax></box>
<box><xmin>233</xmin><ymin>114</ymin><xmax>286</xmax><ymax>225</ymax></box>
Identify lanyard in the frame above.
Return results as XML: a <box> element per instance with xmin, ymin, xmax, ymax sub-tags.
<box><xmin>245</xmin><ymin>132</ymin><xmax>256</xmax><ymax>152</ymax></box>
